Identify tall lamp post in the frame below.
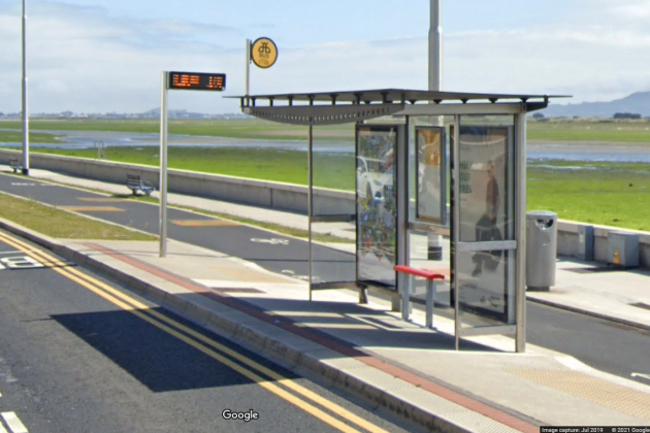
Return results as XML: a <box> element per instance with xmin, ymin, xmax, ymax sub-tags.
<box><xmin>429</xmin><ymin>0</ymin><xmax>442</xmax><ymax>92</ymax></box>
<box><xmin>427</xmin><ymin>0</ymin><xmax>444</xmax><ymax>260</ymax></box>
<box><xmin>21</xmin><ymin>0</ymin><xmax>30</xmax><ymax>175</ymax></box>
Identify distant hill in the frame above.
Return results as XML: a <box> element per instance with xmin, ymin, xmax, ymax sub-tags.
<box><xmin>541</xmin><ymin>91</ymin><xmax>650</xmax><ymax>118</ymax></box>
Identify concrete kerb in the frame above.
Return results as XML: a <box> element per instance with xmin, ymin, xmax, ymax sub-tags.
<box><xmin>527</xmin><ymin>295</ymin><xmax>650</xmax><ymax>333</ymax></box>
<box><xmin>0</xmin><ymin>219</ymin><xmax>496</xmax><ymax>433</ymax></box>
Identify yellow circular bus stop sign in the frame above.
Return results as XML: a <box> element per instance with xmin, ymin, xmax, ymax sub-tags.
<box><xmin>251</xmin><ymin>37</ymin><xmax>278</xmax><ymax>69</ymax></box>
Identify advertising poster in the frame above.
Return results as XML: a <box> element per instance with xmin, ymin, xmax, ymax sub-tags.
<box><xmin>416</xmin><ymin>127</ymin><xmax>446</xmax><ymax>224</ymax></box>
<box><xmin>456</xmin><ymin>125</ymin><xmax>513</xmax><ymax>323</ymax></box>
<box><xmin>356</xmin><ymin>125</ymin><xmax>398</xmax><ymax>288</ymax></box>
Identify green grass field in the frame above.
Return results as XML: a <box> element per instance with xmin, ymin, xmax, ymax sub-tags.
<box><xmin>0</xmin><ymin>118</ymin><xmax>353</xmax><ymax>141</ymax></box>
<box><xmin>22</xmin><ymin>145</ymin><xmax>650</xmax><ymax>231</ymax></box>
<box><xmin>527</xmin><ymin>161</ymin><xmax>650</xmax><ymax>230</ymax></box>
<box><xmin>3</xmin><ymin>117</ymin><xmax>650</xmax><ymax>231</ymax></box>
<box><xmin>527</xmin><ymin>118</ymin><xmax>650</xmax><ymax>143</ymax></box>
<box><xmin>3</xmin><ymin>117</ymin><xmax>650</xmax><ymax>143</ymax></box>
<box><xmin>0</xmin><ymin>130</ymin><xmax>60</xmax><ymax>144</ymax></box>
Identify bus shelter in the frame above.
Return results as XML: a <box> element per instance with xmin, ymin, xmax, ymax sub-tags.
<box><xmin>236</xmin><ymin>89</ymin><xmax>561</xmax><ymax>352</ymax></box>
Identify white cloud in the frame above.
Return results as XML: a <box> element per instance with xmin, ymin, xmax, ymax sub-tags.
<box><xmin>2</xmin><ymin>1</ymin><xmax>650</xmax><ymax>114</ymax></box>
<box><xmin>593</xmin><ymin>0</ymin><xmax>650</xmax><ymax>20</ymax></box>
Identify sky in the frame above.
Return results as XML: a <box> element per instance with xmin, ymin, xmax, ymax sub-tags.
<box><xmin>1</xmin><ymin>0</ymin><xmax>650</xmax><ymax>114</ymax></box>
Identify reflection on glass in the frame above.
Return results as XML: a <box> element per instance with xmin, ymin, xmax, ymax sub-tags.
<box><xmin>408</xmin><ymin>231</ymin><xmax>451</xmax><ymax>306</ymax></box>
<box><xmin>356</xmin><ymin>125</ymin><xmax>398</xmax><ymax>288</ymax></box>
<box><xmin>458</xmin><ymin>126</ymin><xmax>513</xmax><ymax>243</ymax></box>
<box><xmin>416</xmin><ymin>127</ymin><xmax>445</xmax><ymax>223</ymax></box>
<box><xmin>457</xmin><ymin>249</ymin><xmax>514</xmax><ymax>326</ymax></box>
<box><xmin>455</xmin><ymin>117</ymin><xmax>516</xmax><ymax>327</ymax></box>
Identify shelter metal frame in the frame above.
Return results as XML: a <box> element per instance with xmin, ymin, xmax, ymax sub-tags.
<box><xmin>234</xmin><ymin>88</ymin><xmax>565</xmax><ymax>352</ymax></box>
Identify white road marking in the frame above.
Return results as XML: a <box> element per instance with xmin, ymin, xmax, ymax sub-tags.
<box><xmin>1</xmin><ymin>412</ymin><xmax>28</xmax><ymax>433</ymax></box>
<box><xmin>0</xmin><ymin>421</ymin><xmax>8</xmax><ymax>433</ymax></box>
<box><xmin>250</xmin><ymin>238</ymin><xmax>289</xmax><ymax>245</ymax></box>
<box><xmin>0</xmin><ymin>256</ymin><xmax>44</xmax><ymax>270</ymax></box>
<box><xmin>631</xmin><ymin>372</ymin><xmax>650</xmax><ymax>382</ymax></box>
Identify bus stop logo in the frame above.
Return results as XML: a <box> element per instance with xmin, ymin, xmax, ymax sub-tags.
<box><xmin>251</xmin><ymin>37</ymin><xmax>278</xmax><ymax>69</ymax></box>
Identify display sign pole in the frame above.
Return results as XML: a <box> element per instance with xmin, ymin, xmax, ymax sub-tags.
<box><xmin>158</xmin><ymin>71</ymin><xmax>227</xmax><ymax>258</ymax></box>
<box><xmin>245</xmin><ymin>39</ymin><xmax>251</xmax><ymax>105</ymax></box>
<box><xmin>159</xmin><ymin>71</ymin><xmax>169</xmax><ymax>257</ymax></box>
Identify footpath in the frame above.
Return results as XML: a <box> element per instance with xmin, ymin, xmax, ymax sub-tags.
<box><xmin>2</xmin><ymin>168</ymin><xmax>650</xmax><ymax>432</ymax></box>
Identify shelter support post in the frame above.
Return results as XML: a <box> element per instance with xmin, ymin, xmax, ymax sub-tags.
<box><xmin>308</xmin><ymin>123</ymin><xmax>313</xmax><ymax>301</ymax></box>
<box><xmin>452</xmin><ymin>115</ymin><xmax>460</xmax><ymax>351</ymax></box>
<box><xmin>515</xmin><ymin>108</ymin><xmax>527</xmax><ymax>352</ymax></box>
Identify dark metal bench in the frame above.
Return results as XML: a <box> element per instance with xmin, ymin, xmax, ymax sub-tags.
<box><xmin>9</xmin><ymin>159</ymin><xmax>23</xmax><ymax>174</ymax></box>
<box><xmin>126</xmin><ymin>174</ymin><xmax>154</xmax><ymax>196</ymax></box>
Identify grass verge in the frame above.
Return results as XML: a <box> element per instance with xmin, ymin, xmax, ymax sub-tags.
<box><xmin>0</xmin><ymin>191</ymin><xmax>156</xmax><ymax>240</ymax></box>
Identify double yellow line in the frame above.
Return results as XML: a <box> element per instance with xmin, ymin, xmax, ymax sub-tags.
<box><xmin>0</xmin><ymin>231</ymin><xmax>393</xmax><ymax>433</ymax></box>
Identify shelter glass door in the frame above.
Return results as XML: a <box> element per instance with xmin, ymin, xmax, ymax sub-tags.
<box><xmin>453</xmin><ymin>115</ymin><xmax>517</xmax><ymax>327</ymax></box>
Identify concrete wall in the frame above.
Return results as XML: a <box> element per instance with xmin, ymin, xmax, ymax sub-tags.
<box><xmin>556</xmin><ymin>220</ymin><xmax>650</xmax><ymax>268</ymax></box>
<box><xmin>2</xmin><ymin>149</ymin><xmax>649</xmax><ymax>268</ymax></box>
<box><xmin>0</xmin><ymin>149</ymin><xmax>354</xmax><ymax>215</ymax></box>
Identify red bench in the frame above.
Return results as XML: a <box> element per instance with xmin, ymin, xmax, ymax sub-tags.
<box><xmin>394</xmin><ymin>265</ymin><xmax>446</xmax><ymax>329</ymax></box>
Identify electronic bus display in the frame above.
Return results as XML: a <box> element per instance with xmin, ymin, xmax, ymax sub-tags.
<box><xmin>168</xmin><ymin>72</ymin><xmax>226</xmax><ymax>91</ymax></box>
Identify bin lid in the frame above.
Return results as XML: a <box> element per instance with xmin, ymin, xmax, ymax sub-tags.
<box><xmin>526</xmin><ymin>210</ymin><xmax>557</xmax><ymax>220</ymax></box>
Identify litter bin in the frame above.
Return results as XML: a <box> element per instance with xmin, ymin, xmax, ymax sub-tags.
<box><xmin>526</xmin><ymin>211</ymin><xmax>557</xmax><ymax>291</ymax></box>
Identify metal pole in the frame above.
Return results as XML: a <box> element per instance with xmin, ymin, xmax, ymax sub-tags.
<box><xmin>159</xmin><ymin>72</ymin><xmax>169</xmax><ymax>258</ymax></box>
<box><xmin>427</xmin><ymin>0</ymin><xmax>443</xmax><ymax>260</ymax></box>
<box><xmin>245</xmin><ymin>39</ymin><xmax>251</xmax><ymax>106</ymax></box>
<box><xmin>429</xmin><ymin>0</ymin><xmax>443</xmax><ymax>91</ymax></box>
<box><xmin>308</xmin><ymin>123</ymin><xmax>313</xmax><ymax>301</ymax></box>
<box><xmin>452</xmin><ymin>116</ymin><xmax>460</xmax><ymax>350</ymax></box>
<box><xmin>21</xmin><ymin>0</ymin><xmax>29</xmax><ymax>176</ymax></box>
<box><xmin>515</xmin><ymin>108</ymin><xmax>528</xmax><ymax>353</ymax></box>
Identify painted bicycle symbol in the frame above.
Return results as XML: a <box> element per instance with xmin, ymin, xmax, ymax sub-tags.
<box><xmin>251</xmin><ymin>238</ymin><xmax>289</xmax><ymax>245</ymax></box>
<box><xmin>259</xmin><ymin>42</ymin><xmax>271</xmax><ymax>54</ymax></box>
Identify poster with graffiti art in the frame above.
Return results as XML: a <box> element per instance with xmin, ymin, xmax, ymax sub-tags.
<box><xmin>355</xmin><ymin>125</ymin><xmax>398</xmax><ymax>288</ymax></box>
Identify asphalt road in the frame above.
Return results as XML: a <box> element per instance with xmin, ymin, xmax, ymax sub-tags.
<box><xmin>526</xmin><ymin>301</ymin><xmax>650</xmax><ymax>386</ymax></box>
<box><xmin>0</xmin><ymin>230</ymin><xmax>414</xmax><ymax>433</ymax></box>
<box><xmin>0</xmin><ymin>174</ymin><xmax>355</xmax><ymax>283</ymax></box>
<box><xmin>0</xmin><ymin>173</ymin><xmax>648</xmax><ymax>390</ymax></box>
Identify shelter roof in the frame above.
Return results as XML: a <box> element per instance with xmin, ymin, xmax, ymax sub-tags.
<box><xmin>230</xmin><ymin>88</ymin><xmax>570</xmax><ymax>126</ymax></box>
<box><xmin>230</xmin><ymin>88</ymin><xmax>569</xmax><ymax>105</ymax></box>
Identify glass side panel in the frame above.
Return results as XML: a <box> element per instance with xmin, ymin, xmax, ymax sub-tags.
<box><xmin>356</xmin><ymin>125</ymin><xmax>398</xmax><ymax>289</ymax></box>
<box><xmin>310</xmin><ymin>129</ymin><xmax>356</xmax><ymax>286</ymax></box>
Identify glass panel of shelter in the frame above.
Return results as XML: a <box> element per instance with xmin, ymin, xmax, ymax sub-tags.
<box><xmin>407</xmin><ymin>115</ymin><xmax>453</xmax><ymax>308</ymax></box>
<box><xmin>307</xmin><ymin>114</ymin><xmax>518</xmax><ymax>335</ymax></box>
<box><xmin>308</xmin><ymin>126</ymin><xmax>357</xmax><ymax>292</ymax></box>
<box><xmin>455</xmin><ymin>115</ymin><xmax>517</xmax><ymax>328</ymax></box>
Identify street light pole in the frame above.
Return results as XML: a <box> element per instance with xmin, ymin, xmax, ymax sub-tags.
<box><xmin>427</xmin><ymin>0</ymin><xmax>444</xmax><ymax>261</ymax></box>
<box><xmin>429</xmin><ymin>0</ymin><xmax>443</xmax><ymax>92</ymax></box>
<box><xmin>21</xmin><ymin>0</ymin><xmax>30</xmax><ymax>175</ymax></box>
